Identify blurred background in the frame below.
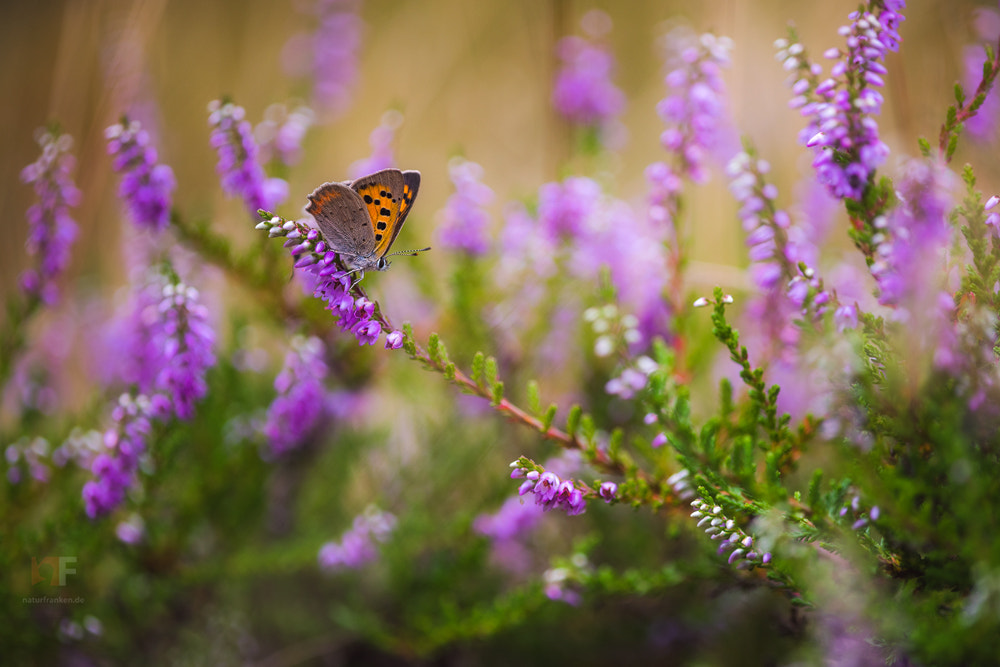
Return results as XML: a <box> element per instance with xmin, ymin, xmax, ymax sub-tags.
<box><xmin>1</xmin><ymin>0</ymin><xmax>990</xmax><ymax>303</ymax></box>
<box><xmin>2</xmin><ymin>0</ymin><xmax>998</xmax><ymax>664</ymax></box>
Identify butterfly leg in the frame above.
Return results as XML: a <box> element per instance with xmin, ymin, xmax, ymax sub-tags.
<box><xmin>348</xmin><ymin>270</ymin><xmax>366</xmax><ymax>291</ymax></box>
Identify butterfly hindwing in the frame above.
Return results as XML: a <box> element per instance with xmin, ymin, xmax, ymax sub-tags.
<box><xmin>384</xmin><ymin>170</ymin><xmax>421</xmax><ymax>253</ymax></box>
<box><xmin>349</xmin><ymin>169</ymin><xmax>406</xmax><ymax>258</ymax></box>
<box><xmin>306</xmin><ymin>182</ymin><xmax>375</xmax><ymax>258</ymax></box>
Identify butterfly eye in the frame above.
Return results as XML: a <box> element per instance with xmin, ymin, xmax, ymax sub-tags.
<box><xmin>376</xmin><ymin>257</ymin><xmax>388</xmax><ymax>270</ymax></box>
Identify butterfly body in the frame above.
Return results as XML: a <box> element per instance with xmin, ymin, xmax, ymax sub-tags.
<box><xmin>306</xmin><ymin>168</ymin><xmax>425</xmax><ymax>277</ymax></box>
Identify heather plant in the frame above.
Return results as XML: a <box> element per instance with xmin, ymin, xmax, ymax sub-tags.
<box><xmin>5</xmin><ymin>1</ymin><xmax>1000</xmax><ymax>665</ymax></box>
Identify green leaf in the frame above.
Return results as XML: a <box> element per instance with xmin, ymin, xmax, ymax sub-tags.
<box><xmin>541</xmin><ymin>404</ymin><xmax>557</xmax><ymax>431</ymax></box>
<box><xmin>491</xmin><ymin>381</ymin><xmax>505</xmax><ymax>407</ymax></box>
<box><xmin>526</xmin><ymin>380</ymin><xmax>541</xmax><ymax>415</ymax></box>
<box><xmin>485</xmin><ymin>356</ymin><xmax>499</xmax><ymax>389</ymax></box>
<box><xmin>471</xmin><ymin>351</ymin><xmax>485</xmax><ymax>387</ymax></box>
<box><xmin>566</xmin><ymin>405</ymin><xmax>582</xmax><ymax>437</ymax></box>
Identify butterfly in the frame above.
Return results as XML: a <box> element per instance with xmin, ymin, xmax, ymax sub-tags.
<box><xmin>306</xmin><ymin>168</ymin><xmax>429</xmax><ymax>279</ymax></box>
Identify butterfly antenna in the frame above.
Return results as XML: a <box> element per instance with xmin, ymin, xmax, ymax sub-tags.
<box><xmin>386</xmin><ymin>246</ymin><xmax>432</xmax><ymax>258</ymax></box>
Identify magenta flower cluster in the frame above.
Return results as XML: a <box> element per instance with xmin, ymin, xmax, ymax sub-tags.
<box><xmin>105</xmin><ymin>119</ymin><xmax>176</xmax><ymax>231</ymax></box>
<box><xmin>690</xmin><ymin>499</ymin><xmax>772</xmax><ymax>568</ymax></box>
<box><xmin>318</xmin><ymin>506</ymin><xmax>397</xmax><ymax>571</ymax></box>
<box><xmin>263</xmin><ymin>336</ymin><xmax>330</xmax><ymax>456</ymax></box>
<box><xmin>153</xmin><ymin>281</ymin><xmax>217</xmax><ymax>420</ymax></box>
<box><xmin>255</xmin><ymin>104</ymin><xmax>315</xmax><ymax>167</ymax></box>
<box><xmin>208</xmin><ymin>100</ymin><xmax>288</xmax><ymax>214</ymax></box>
<box><xmin>82</xmin><ymin>393</ymin><xmax>168</xmax><ymax>518</ymax></box>
<box><xmin>255</xmin><ymin>216</ymin><xmax>405</xmax><ymax>348</ymax></box>
<box><xmin>435</xmin><ymin>158</ymin><xmax>494</xmax><ymax>256</ymax></box>
<box><xmin>511</xmin><ymin>467</ymin><xmax>588</xmax><ymax>516</ymax></box>
<box><xmin>871</xmin><ymin>159</ymin><xmax>954</xmax><ymax>312</ymax></box>
<box><xmin>311</xmin><ymin>0</ymin><xmax>363</xmax><ymax>117</ymax></box>
<box><xmin>779</xmin><ymin>1</ymin><xmax>905</xmax><ymax>200</ymax></box>
<box><xmin>727</xmin><ymin>151</ymin><xmax>828</xmax><ymax>361</ymax></box>
<box><xmin>20</xmin><ymin>128</ymin><xmax>80</xmax><ymax>305</ymax></box>
<box><xmin>657</xmin><ymin>30</ymin><xmax>735</xmax><ymax>184</ymax></box>
<box><xmin>5</xmin><ymin>437</ymin><xmax>52</xmax><ymax>484</ymax></box>
<box><xmin>552</xmin><ymin>10</ymin><xmax>624</xmax><ymax>128</ymax></box>
<box><xmin>83</xmin><ymin>276</ymin><xmax>216</xmax><ymax>517</ymax></box>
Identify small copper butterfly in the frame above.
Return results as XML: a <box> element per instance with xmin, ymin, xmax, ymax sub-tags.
<box><xmin>306</xmin><ymin>168</ymin><xmax>429</xmax><ymax>278</ymax></box>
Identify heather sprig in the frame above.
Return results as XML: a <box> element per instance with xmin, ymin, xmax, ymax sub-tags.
<box><xmin>509</xmin><ymin>460</ymin><xmax>590</xmax><ymax>517</ymax></box>
<box><xmin>689</xmin><ymin>498</ymin><xmax>772</xmax><ymax>569</ymax></box>
<box><xmin>777</xmin><ymin>1</ymin><xmax>905</xmax><ymax>202</ymax></box>
<box><xmin>705</xmin><ymin>289</ymin><xmax>795</xmax><ymax>471</ymax></box>
<box><xmin>105</xmin><ymin>117</ymin><xmax>176</xmax><ymax>231</ymax></box>
<box><xmin>254</xmin><ymin>212</ymin><xmax>400</xmax><ymax>347</ymax></box>
<box><xmin>262</xmin><ymin>335</ymin><xmax>330</xmax><ymax>456</ymax></box>
<box><xmin>82</xmin><ymin>392</ymin><xmax>166</xmax><ymax>518</ymax></box>
<box><xmin>435</xmin><ymin>157</ymin><xmax>494</xmax><ymax>256</ymax></box>
<box><xmin>208</xmin><ymin>99</ymin><xmax>288</xmax><ymax>214</ymax></box>
<box><xmin>308</xmin><ymin>0</ymin><xmax>364</xmax><ymax>118</ymax></box>
<box><xmin>726</xmin><ymin>147</ymin><xmax>830</xmax><ymax>363</ymax></box>
<box><xmin>657</xmin><ymin>29</ymin><xmax>736</xmax><ymax>184</ymax></box>
<box><xmin>942</xmin><ymin>34</ymin><xmax>1000</xmax><ymax>161</ymax></box>
<box><xmin>318</xmin><ymin>505</ymin><xmax>396</xmax><ymax>571</ymax></box>
<box><xmin>254</xmin><ymin>104</ymin><xmax>315</xmax><ymax>168</ymax></box>
<box><xmin>552</xmin><ymin>9</ymin><xmax>625</xmax><ymax>152</ymax></box>
<box><xmin>152</xmin><ymin>278</ymin><xmax>216</xmax><ymax>420</ymax></box>
<box><xmin>19</xmin><ymin>126</ymin><xmax>80</xmax><ymax>305</ymax></box>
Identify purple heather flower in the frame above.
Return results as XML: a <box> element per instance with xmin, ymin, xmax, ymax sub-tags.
<box><xmin>263</xmin><ymin>336</ymin><xmax>330</xmax><ymax>456</ymax></box>
<box><xmin>871</xmin><ymin>159</ymin><xmax>954</xmax><ymax>315</ymax></box>
<box><xmin>645</xmin><ymin>161</ymin><xmax>683</xmax><ymax>234</ymax></box>
<box><xmin>4</xmin><ymin>437</ymin><xmax>51</xmax><ymax>484</ymax></box>
<box><xmin>20</xmin><ymin>128</ymin><xmax>80</xmax><ymax>304</ymax></box>
<box><xmin>474</xmin><ymin>494</ymin><xmax>547</xmax><ymax>572</ymax></box>
<box><xmin>435</xmin><ymin>158</ymin><xmax>494</xmax><ymax>255</ymax></box>
<box><xmin>538</xmin><ymin>177</ymin><xmax>603</xmax><ymax>241</ymax></box>
<box><xmin>348</xmin><ymin>110</ymin><xmax>402</xmax><ymax>179</ymax></box>
<box><xmin>598</xmin><ymin>481</ymin><xmax>618</xmax><ymax>502</ymax></box>
<box><xmin>152</xmin><ymin>280</ymin><xmax>216</xmax><ymax>420</ymax></box>
<box><xmin>384</xmin><ymin>330</ymin><xmax>404</xmax><ymax>349</ymax></box>
<box><xmin>777</xmin><ymin>2</ymin><xmax>905</xmax><ymax>200</ymax></box>
<box><xmin>83</xmin><ymin>272</ymin><xmax>215</xmax><ymax>518</ymax></box>
<box><xmin>255</xmin><ymin>217</ymin><xmax>390</xmax><ymax>346</ymax></box>
<box><xmin>105</xmin><ymin>118</ymin><xmax>176</xmax><ymax>231</ymax></box>
<box><xmin>255</xmin><ymin>104</ymin><xmax>315</xmax><ymax>167</ymax></box>
<box><xmin>82</xmin><ymin>393</ymin><xmax>162</xmax><ymax>518</ymax></box>
<box><xmin>657</xmin><ymin>29</ymin><xmax>737</xmax><ymax>183</ymax></box>
<box><xmin>115</xmin><ymin>513</ymin><xmax>145</xmax><ymax>544</ymax></box>
<box><xmin>98</xmin><ymin>273</ymin><xmax>169</xmax><ymax>391</ymax></box>
<box><xmin>515</xmin><ymin>468</ymin><xmax>589</xmax><ymax>516</ymax></box>
<box><xmin>552</xmin><ymin>10</ymin><xmax>625</xmax><ymax>129</ymax></box>
<box><xmin>318</xmin><ymin>506</ymin><xmax>396</xmax><ymax>571</ymax></box>
<box><xmin>208</xmin><ymin>100</ymin><xmax>288</xmax><ymax>214</ymax></box>
<box><xmin>727</xmin><ymin>151</ymin><xmax>827</xmax><ymax>363</ymax></box>
<box><xmin>306</xmin><ymin>0</ymin><xmax>364</xmax><ymax>118</ymax></box>
<box><xmin>690</xmin><ymin>498</ymin><xmax>771</xmax><ymax>569</ymax></box>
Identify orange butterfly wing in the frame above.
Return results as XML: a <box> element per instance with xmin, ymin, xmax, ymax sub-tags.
<box><xmin>389</xmin><ymin>171</ymin><xmax>421</xmax><ymax>252</ymax></box>
<box><xmin>349</xmin><ymin>169</ymin><xmax>405</xmax><ymax>258</ymax></box>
